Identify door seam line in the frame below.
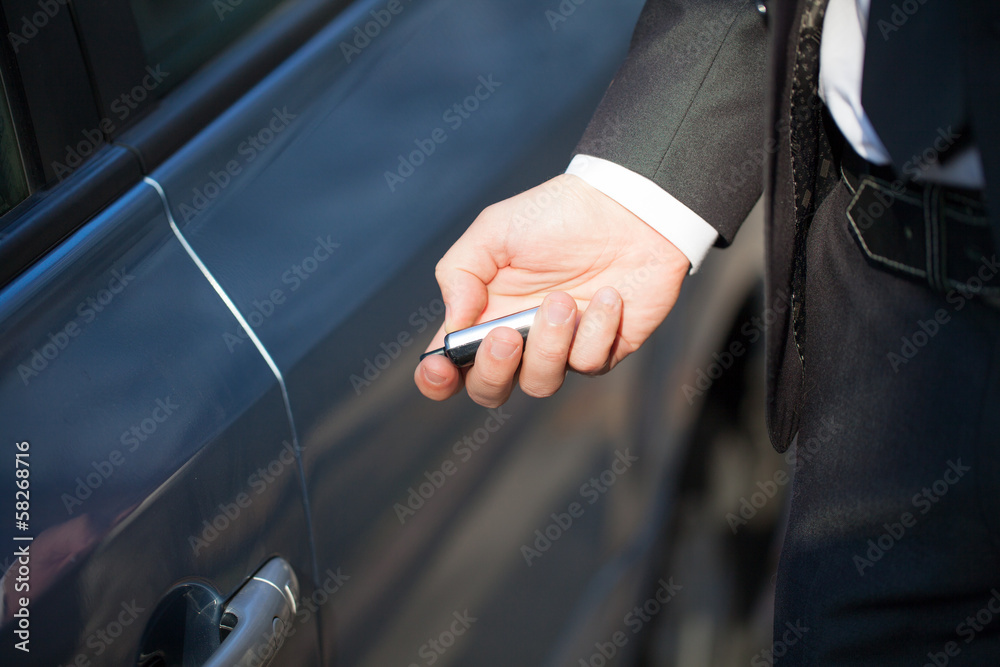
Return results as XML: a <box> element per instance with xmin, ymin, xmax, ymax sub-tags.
<box><xmin>142</xmin><ymin>176</ymin><xmax>323</xmax><ymax>611</ymax></box>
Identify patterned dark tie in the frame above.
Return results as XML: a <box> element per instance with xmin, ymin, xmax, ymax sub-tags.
<box><xmin>788</xmin><ymin>0</ymin><xmax>835</xmax><ymax>365</ymax></box>
<box><xmin>862</xmin><ymin>0</ymin><xmax>966</xmax><ymax>172</ymax></box>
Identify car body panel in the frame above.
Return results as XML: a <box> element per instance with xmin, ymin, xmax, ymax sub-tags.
<box><xmin>0</xmin><ymin>184</ymin><xmax>319</xmax><ymax>664</ymax></box>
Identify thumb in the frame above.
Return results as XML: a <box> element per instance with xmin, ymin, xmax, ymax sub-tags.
<box><xmin>436</xmin><ymin>266</ymin><xmax>489</xmax><ymax>333</ymax></box>
<box><xmin>435</xmin><ymin>220</ymin><xmax>505</xmax><ymax>332</ymax></box>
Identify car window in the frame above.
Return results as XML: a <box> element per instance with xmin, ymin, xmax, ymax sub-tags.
<box><xmin>0</xmin><ymin>0</ymin><xmax>344</xmax><ymax>288</ymax></box>
<box><xmin>0</xmin><ymin>72</ymin><xmax>28</xmax><ymax>217</ymax></box>
<box><xmin>129</xmin><ymin>0</ymin><xmax>292</xmax><ymax>95</ymax></box>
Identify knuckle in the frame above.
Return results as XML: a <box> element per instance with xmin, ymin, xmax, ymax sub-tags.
<box><xmin>472</xmin><ymin>370</ymin><xmax>510</xmax><ymax>394</ymax></box>
<box><xmin>531</xmin><ymin>343</ymin><xmax>569</xmax><ymax>366</ymax></box>
<box><xmin>520</xmin><ymin>377</ymin><xmax>560</xmax><ymax>399</ymax></box>
<box><xmin>433</xmin><ymin>264</ymin><xmax>451</xmax><ymax>291</ymax></box>
<box><xmin>470</xmin><ymin>394</ymin><xmax>503</xmax><ymax>409</ymax></box>
<box><xmin>467</xmin><ymin>377</ymin><xmax>509</xmax><ymax>407</ymax></box>
<box><xmin>572</xmin><ymin>355</ymin><xmax>607</xmax><ymax>375</ymax></box>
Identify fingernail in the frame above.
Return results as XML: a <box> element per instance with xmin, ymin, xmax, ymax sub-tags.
<box><xmin>546</xmin><ymin>300</ymin><xmax>573</xmax><ymax>325</ymax></box>
<box><xmin>423</xmin><ymin>365</ymin><xmax>446</xmax><ymax>385</ymax></box>
<box><xmin>598</xmin><ymin>288</ymin><xmax>619</xmax><ymax>306</ymax></box>
<box><xmin>489</xmin><ymin>337</ymin><xmax>518</xmax><ymax>359</ymax></box>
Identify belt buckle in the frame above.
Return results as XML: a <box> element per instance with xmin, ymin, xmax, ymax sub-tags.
<box><xmin>846</xmin><ymin>175</ymin><xmax>928</xmax><ymax>279</ymax></box>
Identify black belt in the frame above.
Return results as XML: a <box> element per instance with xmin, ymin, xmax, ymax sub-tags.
<box><xmin>841</xmin><ymin>146</ymin><xmax>999</xmax><ymax>306</ymax></box>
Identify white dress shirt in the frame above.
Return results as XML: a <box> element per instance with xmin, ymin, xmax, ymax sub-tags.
<box><xmin>568</xmin><ymin>0</ymin><xmax>984</xmax><ymax>273</ymax></box>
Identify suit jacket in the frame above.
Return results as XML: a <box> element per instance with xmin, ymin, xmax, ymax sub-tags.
<box><xmin>575</xmin><ymin>0</ymin><xmax>1000</xmax><ymax>452</ymax></box>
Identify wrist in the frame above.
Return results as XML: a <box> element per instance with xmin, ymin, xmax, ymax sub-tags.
<box><xmin>565</xmin><ymin>155</ymin><xmax>719</xmax><ymax>273</ymax></box>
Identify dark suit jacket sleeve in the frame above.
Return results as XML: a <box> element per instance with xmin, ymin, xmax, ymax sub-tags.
<box><xmin>574</xmin><ymin>0</ymin><xmax>768</xmax><ymax>246</ymax></box>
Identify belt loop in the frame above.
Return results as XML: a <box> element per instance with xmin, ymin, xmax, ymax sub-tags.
<box><xmin>924</xmin><ymin>184</ymin><xmax>947</xmax><ymax>293</ymax></box>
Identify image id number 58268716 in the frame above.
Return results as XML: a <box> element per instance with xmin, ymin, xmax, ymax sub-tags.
<box><xmin>12</xmin><ymin>440</ymin><xmax>31</xmax><ymax>652</ymax></box>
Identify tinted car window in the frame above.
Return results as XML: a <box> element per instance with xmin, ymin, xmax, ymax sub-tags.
<box><xmin>128</xmin><ymin>0</ymin><xmax>292</xmax><ymax>95</ymax></box>
<box><xmin>0</xmin><ymin>72</ymin><xmax>28</xmax><ymax>216</ymax></box>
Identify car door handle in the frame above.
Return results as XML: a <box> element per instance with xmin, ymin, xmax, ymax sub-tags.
<box><xmin>202</xmin><ymin>557</ymin><xmax>299</xmax><ymax>667</ymax></box>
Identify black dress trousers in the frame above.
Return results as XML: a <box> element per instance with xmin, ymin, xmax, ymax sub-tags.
<box><xmin>772</xmin><ymin>168</ymin><xmax>1000</xmax><ymax>664</ymax></box>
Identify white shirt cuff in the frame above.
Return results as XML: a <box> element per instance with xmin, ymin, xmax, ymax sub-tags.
<box><xmin>565</xmin><ymin>155</ymin><xmax>719</xmax><ymax>273</ymax></box>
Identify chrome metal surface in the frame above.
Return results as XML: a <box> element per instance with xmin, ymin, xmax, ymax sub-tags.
<box><xmin>444</xmin><ymin>307</ymin><xmax>539</xmax><ymax>367</ymax></box>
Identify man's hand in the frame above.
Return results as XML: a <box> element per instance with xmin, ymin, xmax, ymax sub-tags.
<box><xmin>414</xmin><ymin>173</ymin><xmax>690</xmax><ymax>407</ymax></box>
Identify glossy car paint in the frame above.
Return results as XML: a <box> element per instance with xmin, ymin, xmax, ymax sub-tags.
<box><xmin>0</xmin><ymin>186</ymin><xmax>319</xmax><ymax>664</ymax></box>
<box><xmin>0</xmin><ymin>0</ymin><xmax>766</xmax><ymax>664</ymax></box>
